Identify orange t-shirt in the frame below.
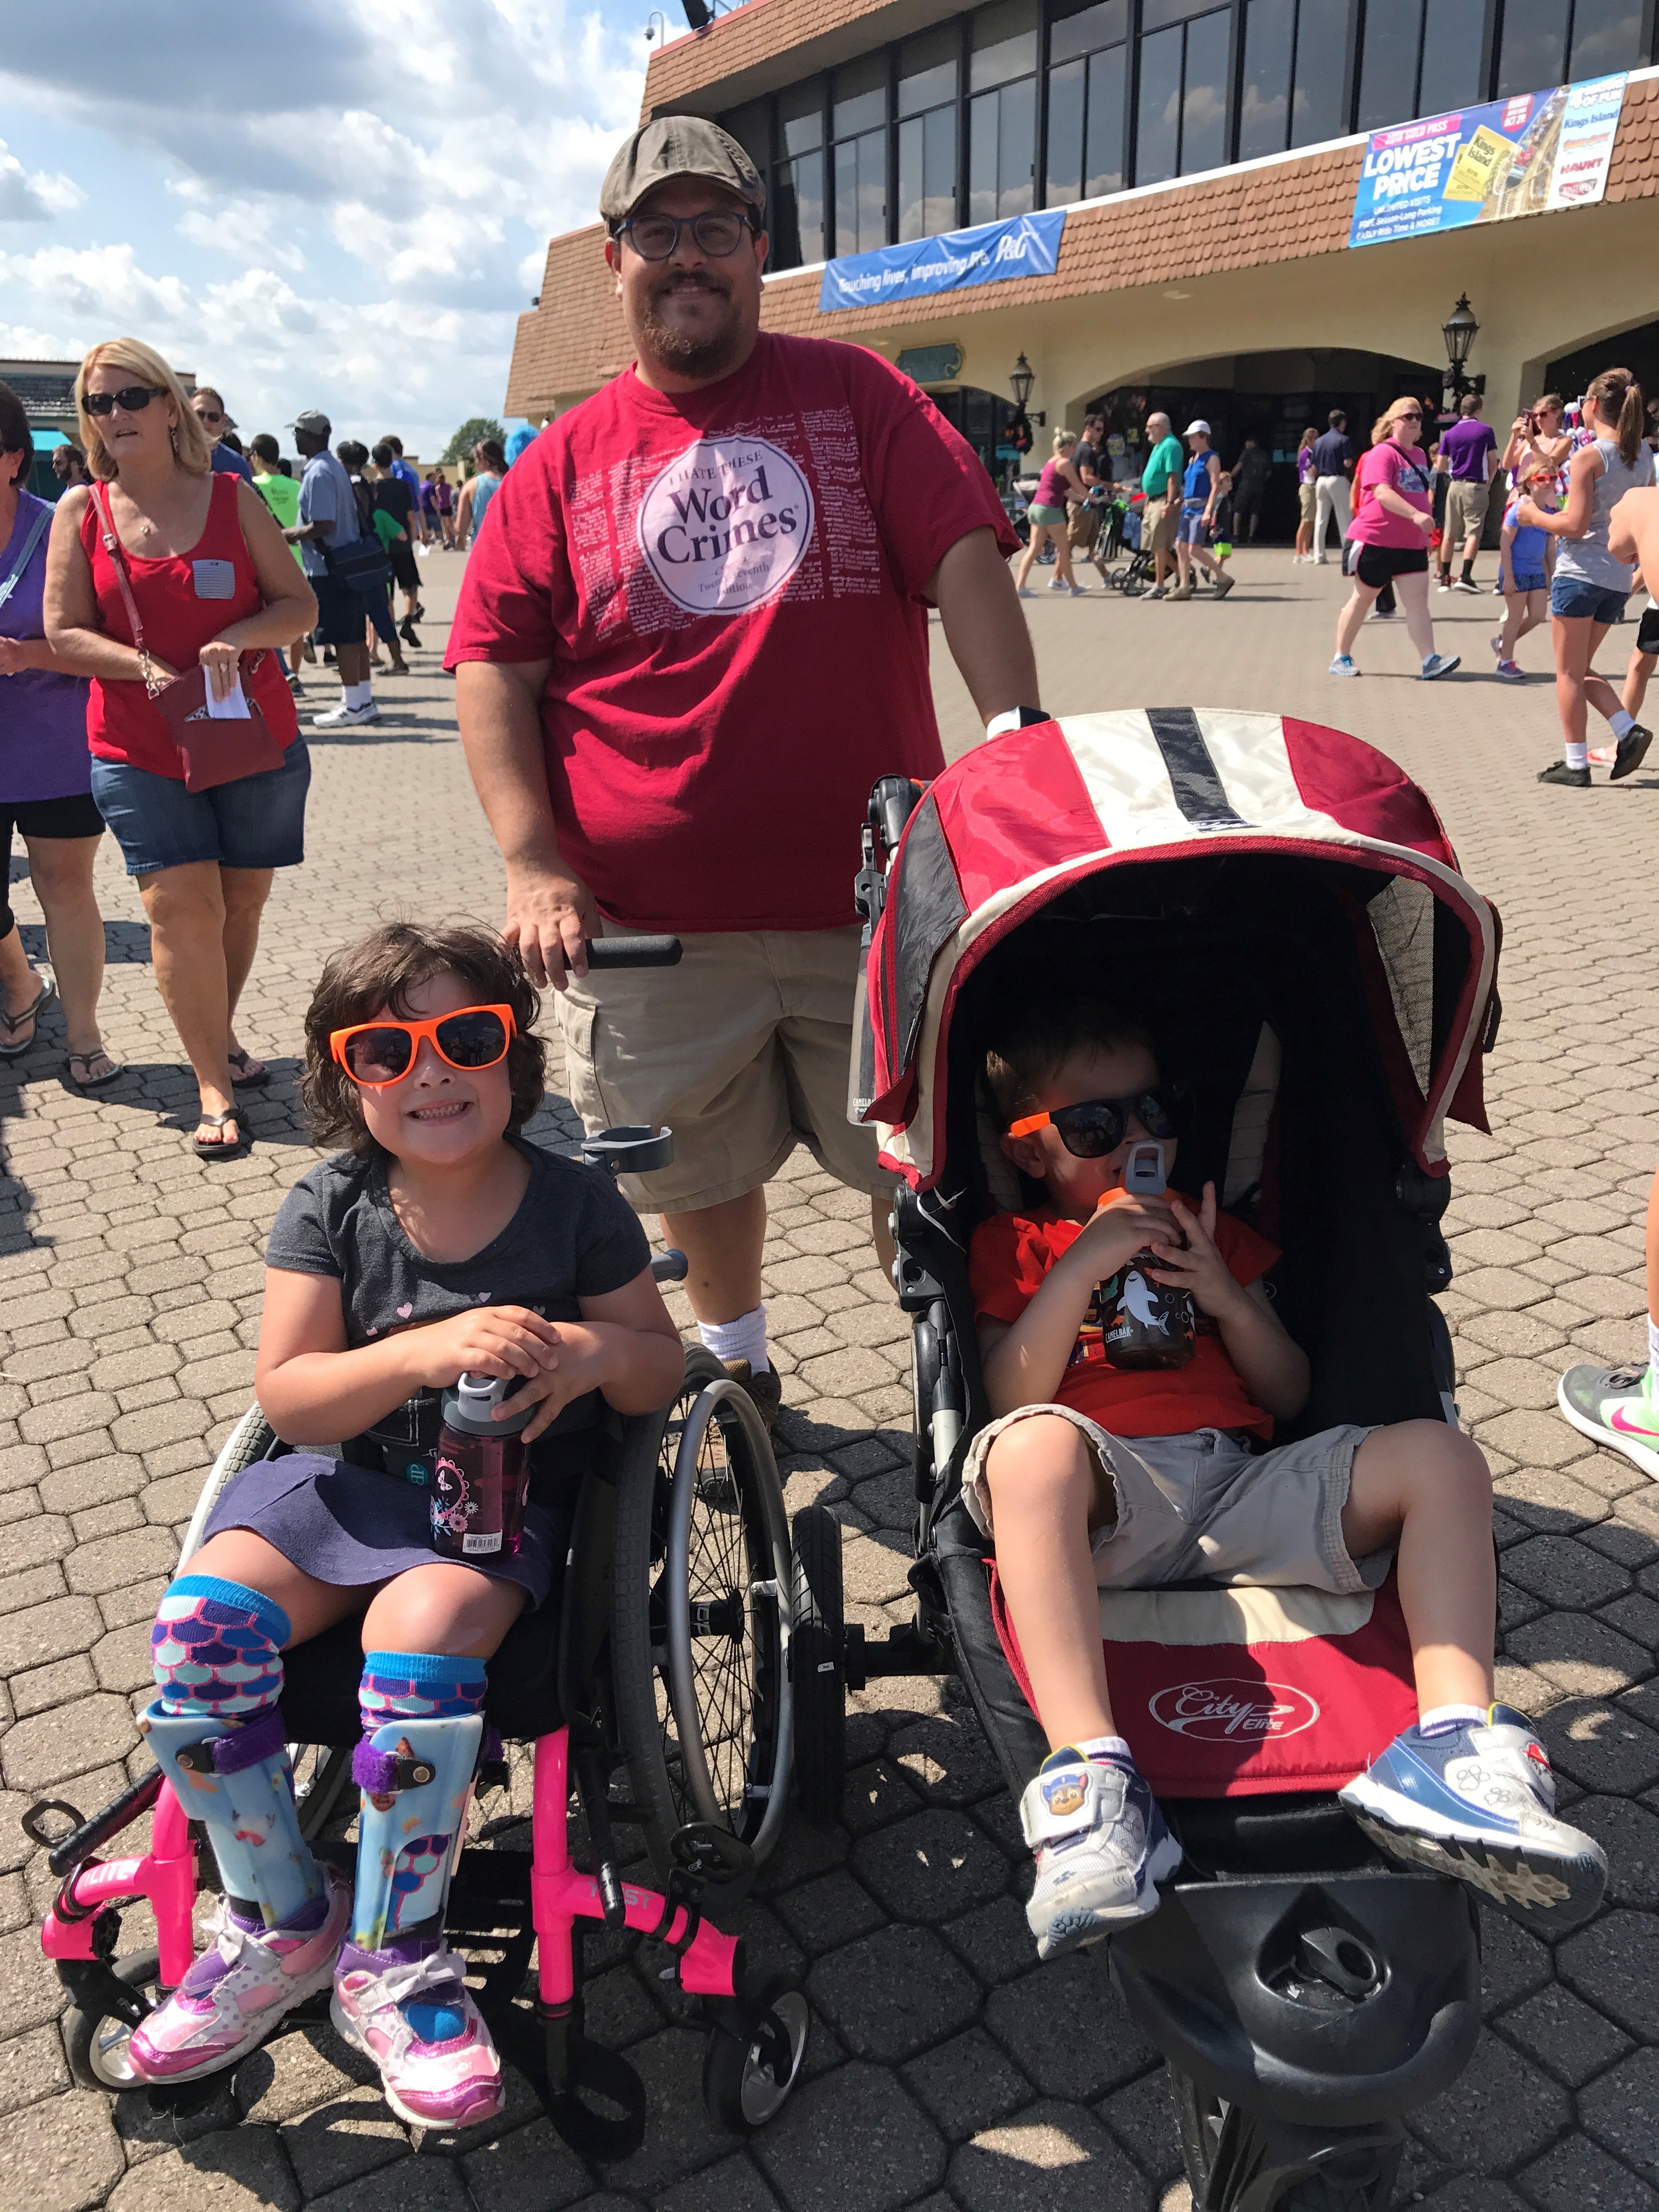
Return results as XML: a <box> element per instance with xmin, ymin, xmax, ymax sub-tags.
<box><xmin>968</xmin><ymin>1198</ymin><xmax>1282</xmax><ymax>1440</ymax></box>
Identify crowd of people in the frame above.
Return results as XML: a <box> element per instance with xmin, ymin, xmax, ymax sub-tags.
<box><xmin>4</xmin><ymin>103</ymin><xmax>1659</xmax><ymax>2151</ymax></box>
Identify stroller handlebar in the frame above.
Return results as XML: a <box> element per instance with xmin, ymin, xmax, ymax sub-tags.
<box><xmin>582</xmin><ymin>935</ymin><xmax>682</xmax><ymax>970</ymax></box>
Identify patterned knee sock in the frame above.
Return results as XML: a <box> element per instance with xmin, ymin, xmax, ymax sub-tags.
<box><xmin>151</xmin><ymin>1574</ymin><xmax>289</xmax><ymax>1718</ymax></box>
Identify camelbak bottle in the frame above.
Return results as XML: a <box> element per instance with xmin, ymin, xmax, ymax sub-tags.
<box><xmin>1097</xmin><ymin>1142</ymin><xmax>1196</xmax><ymax>1373</ymax></box>
<box><xmin>431</xmin><ymin>1374</ymin><xmax>533</xmax><ymax>1559</ymax></box>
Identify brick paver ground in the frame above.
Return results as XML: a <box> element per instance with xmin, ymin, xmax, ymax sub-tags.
<box><xmin>2</xmin><ymin>545</ymin><xmax>1657</xmax><ymax>2212</ymax></box>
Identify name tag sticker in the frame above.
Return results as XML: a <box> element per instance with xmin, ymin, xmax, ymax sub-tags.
<box><xmin>192</xmin><ymin>559</ymin><xmax>236</xmax><ymax>601</ymax></box>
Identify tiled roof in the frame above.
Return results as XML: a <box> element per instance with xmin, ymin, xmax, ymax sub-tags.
<box><xmin>644</xmin><ymin>0</ymin><xmax>932</xmax><ymax>115</ymax></box>
<box><xmin>508</xmin><ymin>79</ymin><xmax>1659</xmax><ymax>412</ymax></box>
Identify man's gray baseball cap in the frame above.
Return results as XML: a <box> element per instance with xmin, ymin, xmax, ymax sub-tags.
<box><xmin>600</xmin><ymin>116</ymin><xmax>765</xmax><ymax>226</ymax></box>
<box><xmin>289</xmin><ymin>408</ymin><xmax>331</xmax><ymax>437</ymax></box>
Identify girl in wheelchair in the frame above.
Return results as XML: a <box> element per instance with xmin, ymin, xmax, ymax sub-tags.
<box><xmin>128</xmin><ymin>921</ymin><xmax>683</xmax><ymax>2126</ymax></box>
<box><xmin>968</xmin><ymin>996</ymin><xmax>1607</xmax><ymax>1961</ymax></box>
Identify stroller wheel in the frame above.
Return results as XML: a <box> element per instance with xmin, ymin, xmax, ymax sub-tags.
<box><xmin>1169</xmin><ymin>2066</ymin><xmax>1403</xmax><ymax>2211</ymax></box>
<box><xmin>63</xmin><ymin>1946</ymin><xmax>162</xmax><ymax>2092</ymax></box>
<box><xmin>702</xmin><ymin>1971</ymin><xmax>809</xmax><ymax>2132</ymax></box>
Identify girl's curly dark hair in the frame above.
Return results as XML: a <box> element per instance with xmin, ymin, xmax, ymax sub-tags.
<box><xmin>301</xmin><ymin>921</ymin><xmax>545</xmax><ymax>1157</ymax></box>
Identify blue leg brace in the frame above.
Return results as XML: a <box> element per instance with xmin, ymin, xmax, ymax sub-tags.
<box><xmin>144</xmin><ymin>1574</ymin><xmax>323</xmax><ymax>1928</ymax></box>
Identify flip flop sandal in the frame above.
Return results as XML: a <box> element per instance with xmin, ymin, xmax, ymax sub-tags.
<box><xmin>0</xmin><ymin>974</ymin><xmax>55</xmax><ymax>1058</ymax></box>
<box><xmin>65</xmin><ymin>1050</ymin><xmax>123</xmax><ymax>1090</ymax></box>
<box><xmin>192</xmin><ymin>1110</ymin><xmax>248</xmax><ymax>1160</ymax></box>
<box><xmin>227</xmin><ymin>1050</ymin><xmax>271</xmax><ymax>1088</ymax></box>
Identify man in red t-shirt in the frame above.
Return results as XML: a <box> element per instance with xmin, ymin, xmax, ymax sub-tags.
<box><xmin>449</xmin><ymin>115</ymin><xmax>1039</xmax><ymax>1424</ymax></box>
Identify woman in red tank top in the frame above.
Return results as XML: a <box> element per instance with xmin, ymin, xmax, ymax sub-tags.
<box><xmin>44</xmin><ymin>338</ymin><xmax>317</xmax><ymax>1161</ymax></box>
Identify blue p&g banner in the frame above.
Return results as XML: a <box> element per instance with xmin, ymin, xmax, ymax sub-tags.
<box><xmin>1348</xmin><ymin>73</ymin><xmax>1626</xmax><ymax>249</ymax></box>
<box><xmin>818</xmin><ymin>210</ymin><xmax>1066</xmax><ymax>314</ymax></box>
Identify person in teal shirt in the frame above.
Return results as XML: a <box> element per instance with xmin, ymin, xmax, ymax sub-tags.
<box><xmin>1139</xmin><ymin>411</ymin><xmax>1185</xmax><ymax>596</ymax></box>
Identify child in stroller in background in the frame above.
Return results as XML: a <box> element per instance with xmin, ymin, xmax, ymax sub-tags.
<box><xmin>123</xmin><ymin>920</ymin><xmax>684</xmax><ymax>2126</ymax></box>
<box><xmin>966</xmin><ymin>994</ymin><xmax>1607</xmax><ymax>1961</ymax></box>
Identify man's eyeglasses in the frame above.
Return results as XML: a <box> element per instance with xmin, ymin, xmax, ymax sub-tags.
<box><xmin>194</xmin><ymin>407</ymin><xmax>224</xmax><ymax>425</ymax></box>
<box><xmin>83</xmin><ymin>386</ymin><xmax>167</xmax><ymax>418</ymax></box>
<box><xmin>615</xmin><ymin>210</ymin><xmax>758</xmax><ymax>261</ymax></box>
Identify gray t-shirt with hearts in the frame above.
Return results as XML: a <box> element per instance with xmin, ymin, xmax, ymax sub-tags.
<box><xmin>266</xmin><ymin>1135</ymin><xmax>651</xmax><ymax>1475</ymax></box>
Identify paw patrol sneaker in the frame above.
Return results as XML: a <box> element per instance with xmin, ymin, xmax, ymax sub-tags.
<box><xmin>1558</xmin><ymin>1363</ymin><xmax>1659</xmax><ymax>1483</ymax></box>
<box><xmin>1019</xmin><ymin>1747</ymin><xmax>1182</xmax><ymax>1960</ymax></box>
<box><xmin>1340</xmin><ymin>1709</ymin><xmax>1606</xmax><ymax>1934</ymax></box>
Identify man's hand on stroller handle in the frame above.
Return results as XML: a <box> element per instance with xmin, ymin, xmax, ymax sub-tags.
<box><xmin>503</xmin><ymin>856</ymin><xmax>600</xmax><ymax>992</ymax></box>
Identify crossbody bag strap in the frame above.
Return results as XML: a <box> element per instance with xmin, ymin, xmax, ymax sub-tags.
<box><xmin>93</xmin><ymin>483</ymin><xmax>167</xmax><ymax>701</ymax></box>
<box><xmin>0</xmin><ymin>503</ymin><xmax>52</xmax><ymax>614</ymax></box>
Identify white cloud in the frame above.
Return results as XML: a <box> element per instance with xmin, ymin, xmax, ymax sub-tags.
<box><xmin>0</xmin><ymin>139</ymin><xmax>85</xmax><ymax>221</ymax></box>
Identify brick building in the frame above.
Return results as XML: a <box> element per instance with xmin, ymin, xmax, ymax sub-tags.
<box><xmin>512</xmin><ymin>2</ymin><xmax>1659</xmax><ymax>533</ymax></box>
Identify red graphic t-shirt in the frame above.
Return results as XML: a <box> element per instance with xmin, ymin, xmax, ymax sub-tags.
<box><xmin>446</xmin><ymin>332</ymin><xmax>1016</xmax><ymax>932</ymax></box>
<box><xmin>968</xmin><ymin>1200</ymin><xmax>1282</xmax><ymax>1440</ymax></box>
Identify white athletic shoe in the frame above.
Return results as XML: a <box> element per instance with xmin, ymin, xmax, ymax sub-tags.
<box><xmin>1020</xmin><ymin>1749</ymin><xmax>1182</xmax><ymax>1960</ymax></box>
<box><xmin>313</xmin><ymin>701</ymin><xmax>381</xmax><ymax>728</ymax></box>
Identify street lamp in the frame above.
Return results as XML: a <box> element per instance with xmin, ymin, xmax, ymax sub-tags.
<box><xmin>1009</xmin><ymin>353</ymin><xmax>1035</xmax><ymax>411</ymax></box>
<box><xmin>1441</xmin><ymin>294</ymin><xmax>1484</xmax><ymax>406</ymax></box>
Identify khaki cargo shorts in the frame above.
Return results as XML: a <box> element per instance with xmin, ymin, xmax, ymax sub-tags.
<box><xmin>962</xmin><ymin>1409</ymin><xmax>1390</xmax><ymax>1594</ymax></box>
<box><xmin>556</xmin><ymin>925</ymin><xmax>894</xmax><ymax>1212</ymax></box>
<box><xmin>1445</xmin><ymin>477</ymin><xmax>1490</xmax><ymax>543</ymax></box>
<box><xmin>1147</xmin><ymin>497</ymin><xmax>1179</xmax><ymax>554</ymax></box>
<box><xmin>1298</xmin><ymin>481</ymin><xmax>1317</xmax><ymax>523</ymax></box>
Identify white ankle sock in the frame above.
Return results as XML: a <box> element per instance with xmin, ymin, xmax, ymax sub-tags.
<box><xmin>1647</xmin><ymin>1315</ymin><xmax>1659</xmax><ymax>1375</ymax></box>
<box><xmin>1418</xmin><ymin>1703</ymin><xmax>1486</xmax><ymax>1737</ymax></box>
<box><xmin>345</xmin><ymin>681</ymin><xmax>372</xmax><ymax>709</ymax></box>
<box><xmin>698</xmin><ymin>1304</ymin><xmax>770</xmax><ymax>1375</ymax></box>
<box><xmin>1566</xmin><ymin>742</ymin><xmax>1588</xmax><ymax>769</ymax></box>
<box><xmin>1076</xmin><ymin>1734</ymin><xmax>1134</xmax><ymax>1764</ymax></box>
<box><xmin>1609</xmin><ymin>709</ymin><xmax>1635</xmax><ymax>740</ymax></box>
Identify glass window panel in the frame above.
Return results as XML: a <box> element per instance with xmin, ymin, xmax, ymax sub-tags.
<box><xmin>971</xmin><ymin>0</ymin><xmax>1039</xmax><ymax>92</ymax></box>
<box><xmin>1050</xmin><ymin>0</ymin><xmax>1128</xmax><ymax>66</ymax></box>
<box><xmin>1358</xmin><ymin>0</ymin><xmax>1423</xmax><ymax>130</ymax></box>
<box><xmin>969</xmin><ymin>87</ymin><xmax>1000</xmax><ymax>222</ymax></box>
<box><xmin>1497</xmin><ymin>0</ymin><xmax>1567</xmax><ymax>97</ymax></box>
<box><xmin>720</xmin><ymin>101</ymin><xmax>771</xmax><ymax>171</ymax></box>
<box><xmin>998</xmin><ymin>72</ymin><xmax>1037</xmax><ymax>210</ymax></box>
<box><xmin>1422</xmin><ymin>0</ymin><xmax>1484</xmax><ymax>111</ymax></box>
<box><xmin>900</xmin><ymin>105</ymin><xmax>958</xmax><ymax>237</ymax></box>
<box><xmin>1239</xmin><ymin>0</ymin><xmax>1294</xmax><ymax>160</ymax></box>
<box><xmin>833</xmin><ymin>52</ymin><xmax>887</xmax><ymax>139</ymax></box>
<box><xmin>1136</xmin><ymin>21</ymin><xmax>1183</xmax><ymax>183</ymax></box>
<box><xmin>1290</xmin><ymin>0</ymin><xmax>1350</xmax><ymax>146</ymax></box>
<box><xmin>1141</xmin><ymin>0</ymin><xmax>1224</xmax><ymax>26</ymax></box>
<box><xmin>1047</xmin><ymin>55</ymin><xmax>1086</xmax><ymax>201</ymax></box>
<box><xmin>1570</xmin><ymin>0</ymin><xmax>1644</xmax><ymax>79</ymax></box>
<box><xmin>771</xmin><ymin>149</ymin><xmax>824</xmax><ymax>267</ymax></box>
<box><xmin>899</xmin><ymin>26</ymin><xmax>957</xmax><ymax>116</ymax></box>
<box><xmin>780</xmin><ymin>80</ymin><xmax>825</xmax><ymax>155</ymax></box>
<box><xmin>1181</xmin><ymin>9</ymin><xmax>1229</xmax><ymax>173</ymax></box>
<box><xmin>834</xmin><ymin>128</ymin><xmax>887</xmax><ymax>255</ymax></box>
<box><xmin>1086</xmin><ymin>42</ymin><xmax>1127</xmax><ymax>194</ymax></box>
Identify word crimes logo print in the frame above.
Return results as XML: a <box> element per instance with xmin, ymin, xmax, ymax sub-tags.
<box><xmin>1149</xmin><ymin>1679</ymin><xmax>1319</xmax><ymax>1741</ymax></box>
<box><xmin>637</xmin><ymin>436</ymin><xmax>814</xmax><ymax>616</ymax></box>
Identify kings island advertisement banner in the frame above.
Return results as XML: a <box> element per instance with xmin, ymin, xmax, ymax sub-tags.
<box><xmin>1348</xmin><ymin>72</ymin><xmax>1627</xmax><ymax>250</ymax></box>
<box><xmin>819</xmin><ymin>209</ymin><xmax>1066</xmax><ymax>313</ymax></box>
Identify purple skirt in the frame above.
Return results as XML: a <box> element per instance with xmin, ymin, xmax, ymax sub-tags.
<box><xmin>202</xmin><ymin>1452</ymin><xmax>570</xmax><ymax>1611</ymax></box>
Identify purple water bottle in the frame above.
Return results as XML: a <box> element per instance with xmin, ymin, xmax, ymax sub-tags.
<box><xmin>430</xmin><ymin>1373</ymin><xmax>533</xmax><ymax>1560</ymax></box>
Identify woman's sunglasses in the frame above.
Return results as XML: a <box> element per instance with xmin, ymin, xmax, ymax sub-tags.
<box><xmin>1007</xmin><ymin>1084</ymin><xmax>1192</xmax><ymax>1158</ymax></box>
<box><xmin>330</xmin><ymin>1005</ymin><xmax>516</xmax><ymax>1088</ymax></box>
<box><xmin>83</xmin><ymin>386</ymin><xmax>167</xmax><ymax>417</ymax></box>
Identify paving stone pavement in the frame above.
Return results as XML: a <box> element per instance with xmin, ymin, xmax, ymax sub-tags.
<box><xmin>1</xmin><ymin>544</ymin><xmax>1656</xmax><ymax>2211</ymax></box>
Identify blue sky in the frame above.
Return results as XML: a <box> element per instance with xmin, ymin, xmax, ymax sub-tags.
<box><xmin>0</xmin><ymin>0</ymin><xmax>656</xmax><ymax>460</ymax></box>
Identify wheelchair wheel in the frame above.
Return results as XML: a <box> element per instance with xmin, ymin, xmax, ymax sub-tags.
<box><xmin>789</xmin><ymin>1505</ymin><xmax>847</xmax><ymax>1824</ymax></box>
<box><xmin>294</xmin><ymin>1743</ymin><xmax>353</xmax><ymax>1840</ymax></box>
<box><xmin>179</xmin><ymin>1404</ymin><xmax>277</xmax><ymax>1565</ymax></box>
<box><xmin>611</xmin><ymin>1348</ymin><xmax>793</xmax><ymax>1882</ymax></box>
<box><xmin>702</xmin><ymin>1971</ymin><xmax>809</xmax><ymax>2132</ymax></box>
<box><xmin>63</xmin><ymin>1946</ymin><xmax>163</xmax><ymax>2092</ymax></box>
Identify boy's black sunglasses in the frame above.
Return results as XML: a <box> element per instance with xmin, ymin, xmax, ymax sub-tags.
<box><xmin>1008</xmin><ymin>1084</ymin><xmax>1192</xmax><ymax>1158</ymax></box>
<box><xmin>83</xmin><ymin>385</ymin><xmax>167</xmax><ymax>417</ymax></box>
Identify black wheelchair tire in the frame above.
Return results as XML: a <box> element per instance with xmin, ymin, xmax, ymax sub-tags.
<box><xmin>63</xmin><ymin>1948</ymin><xmax>163</xmax><ymax>2092</ymax></box>
<box><xmin>701</xmin><ymin>1971</ymin><xmax>810</xmax><ymax>2132</ymax></box>
<box><xmin>789</xmin><ymin>1505</ymin><xmax>847</xmax><ymax>1825</ymax></box>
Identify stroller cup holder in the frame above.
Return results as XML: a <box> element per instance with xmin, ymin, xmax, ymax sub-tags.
<box><xmin>582</xmin><ymin>1124</ymin><xmax>674</xmax><ymax>1178</ymax></box>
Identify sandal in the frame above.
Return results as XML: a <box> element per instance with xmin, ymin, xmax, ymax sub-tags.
<box><xmin>0</xmin><ymin>973</ymin><xmax>55</xmax><ymax>1058</ymax></box>
<box><xmin>227</xmin><ymin>1049</ymin><xmax>270</xmax><ymax>1088</ymax></box>
<box><xmin>192</xmin><ymin>1109</ymin><xmax>247</xmax><ymax>1160</ymax></box>
<box><xmin>66</xmin><ymin>1049</ymin><xmax>123</xmax><ymax>1090</ymax></box>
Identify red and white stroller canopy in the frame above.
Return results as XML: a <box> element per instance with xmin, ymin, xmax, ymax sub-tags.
<box><xmin>862</xmin><ymin>710</ymin><xmax>1499</xmax><ymax>1188</ymax></box>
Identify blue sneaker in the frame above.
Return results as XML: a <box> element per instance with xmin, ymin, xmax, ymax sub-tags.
<box><xmin>1019</xmin><ymin>1748</ymin><xmax>1182</xmax><ymax>1960</ymax></box>
<box><xmin>1339</xmin><ymin>1708</ymin><xmax>1605</xmax><ymax>1933</ymax></box>
<box><xmin>1328</xmin><ymin>654</ymin><xmax>1359</xmax><ymax>676</ymax></box>
<box><xmin>1420</xmin><ymin>652</ymin><xmax>1461</xmax><ymax>680</ymax></box>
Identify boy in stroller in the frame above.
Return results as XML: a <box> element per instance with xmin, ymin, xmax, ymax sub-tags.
<box><xmin>966</xmin><ymin>995</ymin><xmax>1607</xmax><ymax>1960</ymax></box>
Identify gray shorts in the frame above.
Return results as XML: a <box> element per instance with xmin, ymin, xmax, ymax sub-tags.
<box><xmin>961</xmin><ymin>1407</ymin><xmax>1389</xmax><ymax>1594</ymax></box>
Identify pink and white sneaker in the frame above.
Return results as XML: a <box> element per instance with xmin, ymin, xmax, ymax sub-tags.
<box><xmin>127</xmin><ymin>1863</ymin><xmax>351</xmax><ymax>2084</ymax></box>
<box><xmin>330</xmin><ymin>1940</ymin><xmax>503</xmax><ymax>2129</ymax></box>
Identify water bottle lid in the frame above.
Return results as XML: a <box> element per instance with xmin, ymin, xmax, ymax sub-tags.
<box><xmin>442</xmin><ymin>1371</ymin><xmax>535</xmax><ymax>1435</ymax></box>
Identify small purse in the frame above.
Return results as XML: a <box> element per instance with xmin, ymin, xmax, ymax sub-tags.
<box><xmin>323</xmin><ymin>531</ymin><xmax>394</xmax><ymax>596</ymax></box>
<box><xmin>94</xmin><ymin>484</ymin><xmax>285</xmax><ymax>794</ymax></box>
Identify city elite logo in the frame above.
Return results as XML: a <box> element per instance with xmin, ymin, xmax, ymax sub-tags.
<box><xmin>637</xmin><ymin>435</ymin><xmax>814</xmax><ymax>616</ymax></box>
<box><xmin>1149</xmin><ymin>1679</ymin><xmax>1319</xmax><ymax>1741</ymax></box>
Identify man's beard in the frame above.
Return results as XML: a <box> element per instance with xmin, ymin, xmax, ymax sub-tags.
<box><xmin>636</xmin><ymin>276</ymin><xmax>745</xmax><ymax>380</ymax></box>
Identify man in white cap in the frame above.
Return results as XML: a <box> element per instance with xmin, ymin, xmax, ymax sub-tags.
<box><xmin>1168</xmin><ymin>420</ymin><xmax>1234</xmax><ymax>602</ymax></box>
<box><xmin>449</xmin><ymin>114</ymin><xmax>1040</xmax><ymax>1425</ymax></box>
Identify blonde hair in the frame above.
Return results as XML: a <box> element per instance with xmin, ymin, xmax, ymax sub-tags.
<box><xmin>1052</xmin><ymin>428</ymin><xmax>1077</xmax><ymax>454</ymax></box>
<box><xmin>75</xmin><ymin>338</ymin><xmax>212</xmax><ymax>481</ymax></box>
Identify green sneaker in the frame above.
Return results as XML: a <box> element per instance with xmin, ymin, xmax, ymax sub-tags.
<box><xmin>1558</xmin><ymin>1362</ymin><xmax>1659</xmax><ymax>1482</ymax></box>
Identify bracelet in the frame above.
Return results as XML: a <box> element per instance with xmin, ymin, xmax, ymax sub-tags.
<box><xmin>986</xmin><ymin>706</ymin><xmax>1048</xmax><ymax>739</ymax></box>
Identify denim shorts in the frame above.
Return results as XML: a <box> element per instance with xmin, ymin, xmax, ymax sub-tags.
<box><xmin>1509</xmin><ymin>569</ymin><xmax>1547</xmax><ymax>595</ymax></box>
<box><xmin>311</xmin><ymin>570</ymin><xmax>366</xmax><ymax>647</ymax></box>
<box><xmin>1177</xmin><ymin>502</ymin><xmax>1210</xmax><ymax>545</ymax></box>
<box><xmin>1551</xmin><ymin>576</ymin><xmax>1627</xmax><ymax>624</ymax></box>
<box><xmin>89</xmin><ymin>740</ymin><xmax>311</xmax><ymax>877</ymax></box>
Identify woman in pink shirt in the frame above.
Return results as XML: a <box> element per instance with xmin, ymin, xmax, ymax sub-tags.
<box><xmin>1329</xmin><ymin>399</ymin><xmax>1459</xmax><ymax>680</ymax></box>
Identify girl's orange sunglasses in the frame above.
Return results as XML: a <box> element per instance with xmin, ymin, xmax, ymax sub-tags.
<box><xmin>329</xmin><ymin>1004</ymin><xmax>516</xmax><ymax>1088</ymax></box>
